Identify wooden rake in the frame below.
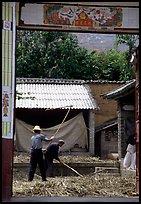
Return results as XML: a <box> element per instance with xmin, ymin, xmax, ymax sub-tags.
<box><xmin>60</xmin><ymin>161</ymin><xmax>83</xmax><ymax>177</ymax></box>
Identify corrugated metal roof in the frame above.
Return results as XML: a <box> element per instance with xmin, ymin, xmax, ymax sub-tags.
<box><xmin>16</xmin><ymin>81</ymin><xmax>99</xmax><ymax>110</ymax></box>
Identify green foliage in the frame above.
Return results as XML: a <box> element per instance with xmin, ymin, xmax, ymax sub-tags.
<box><xmin>90</xmin><ymin>49</ymin><xmax>135</xmax><ymax>81</ymax></box>
<box><xmin>115</xmin><ymin>34</ymin><xmax>139</xmax><ymax>52</ymax></box>
<box><xmin>16</xmin><ymin>31</ymin><xmax>135</xmax><ymax>81</ymax></box>
<box><xmin>114</xmin><ymin>34</ymin><xmax>138</xmax><ymax>80</ymax></box>
<box><xmin>16</xmin><ymin>31</ymin><xmax>95</xmax><ymax>80</ymax></box>
<box><xmin>16</xmin><ymin>90</ymin><xmax>35</xmax><ymax>100</ymax></box>
<box><xmin>114</xmin><ymin>34</ymin><xmax>139</xmax><ymax>69</ymax></box>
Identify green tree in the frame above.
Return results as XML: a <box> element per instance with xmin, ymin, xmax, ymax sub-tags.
<box><xmin>16</xmin><ymin>31</ymin><xmax>93</xmax><ymax>79</ymax></box>
<box><xmin>16</xmin><ymin>31</ymin><xmax>135</xmax><ymax>81</ymax></box>
<box><xmin>90</xmin><ymin>49</ymin><xmax>134</xmax><ymax>81</ymax></box>
<box><xmin>114</xmin><ymin>34</ymin><xmax>138</xmax><ymax>79</ymax></box>
<box><xmin>115</xmin><ymin>34</ymin><xmax>139</xmax><ymax>54</ymax></box>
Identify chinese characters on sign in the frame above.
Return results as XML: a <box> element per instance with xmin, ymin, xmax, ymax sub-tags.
<box><xmin>2</xmin><ymin>86</ymin><xmax>11</xmax><ymax>122</ymax></box>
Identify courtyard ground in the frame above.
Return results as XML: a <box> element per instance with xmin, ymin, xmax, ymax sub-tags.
<box><xmin>13</xmin><ymin>151</ymin><xmax>137</xmax><ymax>198</ymax></box>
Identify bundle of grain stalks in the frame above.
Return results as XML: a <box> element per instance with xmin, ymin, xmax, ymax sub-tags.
<box><xmin>13</xmin><ymin>151</ymin><xmax>136</xmax><ymax>197</ymax></box>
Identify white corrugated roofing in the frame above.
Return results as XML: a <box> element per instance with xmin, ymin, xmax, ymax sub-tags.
<box><xmin>16</xmin><ymin>83</ymin><xmax>98</xmax><ymax>110</ymax></box>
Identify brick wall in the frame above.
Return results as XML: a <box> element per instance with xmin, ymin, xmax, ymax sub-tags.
<box><xmin>88</xmin><ymin>83</ymin><xmax>123</xmax><ymax>127</ymax></box>
<box><xmin>101</xmin><ymin>127</ymin><xmax>118</xmax><ymax>158</ymax></box>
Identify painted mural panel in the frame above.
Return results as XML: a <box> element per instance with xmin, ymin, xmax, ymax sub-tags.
<box><xmin>19</xmin><ymin>3</ymin><xmax>139</xmax><ymax>33</ymax></box>
<box><xmin>2</xmin><ymin>86</ymin><xmax>11</xmax><ymax>122</ymax></box>
<box><xmin>43</xmin><ymin>5</ymin><xmax>122</xmax><ymax>27</ymax></box>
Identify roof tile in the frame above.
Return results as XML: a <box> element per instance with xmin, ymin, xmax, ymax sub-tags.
<box><xmin>16</xmin><ymin>82</ymin><xmax>99</xmax><ymax>110</ymax></box>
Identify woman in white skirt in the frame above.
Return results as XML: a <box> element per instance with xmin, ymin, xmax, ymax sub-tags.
<box><xmin>123</xmin><ymin>135</ymin><xmax>136</xmax><ymax>170</ymax></box>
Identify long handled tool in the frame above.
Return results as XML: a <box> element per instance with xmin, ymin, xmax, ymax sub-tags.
<box><xmin>54</xmin><ymin>105</ymin><xmax>73</xmax><ymax>136</ymax></box>
<box><xmin>61</xmin><ymin>161</ymin><xmax>83</xmax><ymax>177</ymax></box>
<box><xmin>45</xmin><ymin>105</ymin><xmax>83</xmax><ymax>177</ymax></box>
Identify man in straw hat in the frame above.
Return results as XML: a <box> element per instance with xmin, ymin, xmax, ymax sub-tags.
<box><xmin>44</xmin><ymin>139</ymin><xmax>65</xmax><ymax>177</ymax></box>
<box><xmin>28</xmin><ymin>125</ymin><xmax>54</xmax><ymax>181</ymax></box>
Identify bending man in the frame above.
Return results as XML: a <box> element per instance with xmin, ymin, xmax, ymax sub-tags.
<box><xmin>44</xmin><ymin>140</ymin><xmax>65</xmax><ymax>177</ymax></box>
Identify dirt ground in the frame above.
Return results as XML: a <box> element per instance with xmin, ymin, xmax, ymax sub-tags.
<box><xmin>13</xmin><ymin>152</ymin><xmax>136</xmax><ymax>197</ymax></box>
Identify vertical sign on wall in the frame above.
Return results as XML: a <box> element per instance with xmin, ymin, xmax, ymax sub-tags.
<box><xmin>2</xmin><ymin>86</ymin><xmax>11</xmax><ymax>122</ymax></box>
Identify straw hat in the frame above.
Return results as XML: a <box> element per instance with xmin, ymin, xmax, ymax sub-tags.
<box><xmin>59</xmin><ymin>139</ymin><xmax>65</xmax><ymax>144</ymax></box>
<box><xmin>33</xmin><ymin>125</ymin><xmax>41</xmax><ymax>132</ymax></box>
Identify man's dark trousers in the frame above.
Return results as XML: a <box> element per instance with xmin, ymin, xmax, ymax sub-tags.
<box><xmin>28</xmin><ymin>149</ymin><xmax>46</xmax><ymax>181</ymax></box>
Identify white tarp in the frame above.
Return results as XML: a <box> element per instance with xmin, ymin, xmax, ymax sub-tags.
<box><xmin>15</xmin><ymin>112</ymin><xmax>88</xmax><ymax>153</ymax></box>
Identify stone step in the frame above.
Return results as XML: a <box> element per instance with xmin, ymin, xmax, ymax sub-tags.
<box><xmin>97</xmin><ymin>173</ymin><xmax>121</xmax><ymax>176</ymax></box>
<box><xmin>95</xmin><ymin>167</ymin><xmax>120</xmax><ymax>174</ymax></box>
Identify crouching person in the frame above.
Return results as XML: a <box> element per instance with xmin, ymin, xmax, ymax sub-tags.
<box><xmin>44</xmin><ymin>140</ymin><xmax>65</xmax><ymax>177</ymax></box>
